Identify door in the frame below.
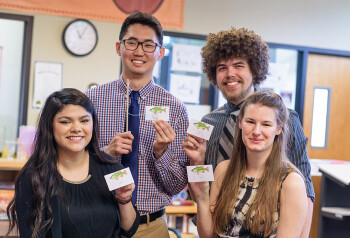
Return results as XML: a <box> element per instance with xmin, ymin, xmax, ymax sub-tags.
<box><xmin>303</xmin><ymin>53</ymin><xmax>350</xmax><ymax>238</ymax></box>
<box><xmin>303</xmin><ymin>53</ymin><xmax>350</xmax><ymax>161</ymax></box>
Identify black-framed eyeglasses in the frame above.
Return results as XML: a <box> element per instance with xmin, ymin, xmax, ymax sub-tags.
<box><xmin>121</xmin><ymin>39</ymin><xmax>161</xmax><ymax>53</ymax></box>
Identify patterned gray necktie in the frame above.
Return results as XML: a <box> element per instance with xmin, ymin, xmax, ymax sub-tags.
<box><xmin>217</xmin><ymin>109</ymin><xmax>240</xmax><ymax>164</ymax></box>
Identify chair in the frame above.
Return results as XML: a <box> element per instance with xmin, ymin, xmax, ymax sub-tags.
<box><xmin>168</xmin><ymin>227</ymin><xmax>181</xmax><ymax>238</ymax></box>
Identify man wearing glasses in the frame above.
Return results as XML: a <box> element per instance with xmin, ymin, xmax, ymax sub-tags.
<box><xmin>86</xmin><ymin>12</ymin><xmax>189</xmax><ymax>237</ymax></box>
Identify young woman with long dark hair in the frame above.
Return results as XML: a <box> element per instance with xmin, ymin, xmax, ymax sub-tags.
<box><xmin>6</xmin><ymin>88</ymin><xmax>139</xmax><ymax>238</ymax></box>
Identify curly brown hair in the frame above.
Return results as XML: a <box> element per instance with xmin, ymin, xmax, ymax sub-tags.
<box><xmin>201</xmin><ymin>27</ymin><xmax>270</xmax><ymax>87</ymax></box>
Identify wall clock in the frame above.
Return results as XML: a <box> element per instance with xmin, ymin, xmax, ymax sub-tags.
<box><xmin>62</xmin><ymin>19</ymin><xmax>98</xmax><ymax>56</ymax></box>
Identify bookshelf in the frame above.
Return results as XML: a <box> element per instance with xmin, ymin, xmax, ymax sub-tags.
<box><xmin>0</xmin><ymin>159</ymin><xmax>25</xmax><ymax>183</ymax></box>
<box><xmin>0</xmin><ymin>159</ymin><xmax>25</xmax><ymax>184</ymax></box>
<box><xmin>0</xmin><ymin>159</ymin><xmax>24</xmax><ymax>236</ymax></box>
<box><xmin>166</xmin><ymin>204</ymin><xmax>197</xmax><ymax>238</ymax></box>
<box><xmin>0</xmin><ymin>160</ymin><xmax>26</xmax><ymax>171</ymax></box>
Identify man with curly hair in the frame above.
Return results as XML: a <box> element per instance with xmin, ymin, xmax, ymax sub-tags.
<box><xmin>192</xmin><ymin>27</ymin><xmax>314</xmax><ymax>237</ymax></box>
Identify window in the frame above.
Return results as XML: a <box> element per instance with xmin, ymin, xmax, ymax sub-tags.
<box><xmin>0</xmin><ymin>13</ymin><xmax>33</xmax><ymax>151</ymax></box>
<box><xmin>310</xmin><ymin>87</ymin><xmax>331</xmax><ymax>148</ymax></box>
<box><xmin>153</xmin><ymin>31</ymin><xmax>214</xmax><ymax>120</ymax></box>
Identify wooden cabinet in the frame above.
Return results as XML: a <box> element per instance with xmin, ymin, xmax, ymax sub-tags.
<box><xmin>0</xmin><ymin>159</ymin><xmax>24</xmax><ymax>237</ymax></box>
<box><xmin>0</xmin><ymin>160</ymin><xmax>25</xmax><ymax>184</ymax></box>
<box><xmin>0</xmin><ymin>160</ymin><xmax>26</xmax><ymax>171</ymax></box>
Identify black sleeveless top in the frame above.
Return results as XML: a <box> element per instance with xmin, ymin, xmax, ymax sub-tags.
<box><xmin>60</xmin><ymin>153</ymin><xmax>121</xmax><ymax>238</ymax></box>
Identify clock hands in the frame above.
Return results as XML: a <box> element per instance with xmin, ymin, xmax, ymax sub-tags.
<box><xmin>80</xmin><ymin>26</ymin><xmax>88</xmax><ymax>39</ymax></box>
<box><xmin>64</xmin><ymin>19</ymin><xmax>97</xmax><ymax>56</ymax></box>
<box><xmin>76</xmin><ymin>29</ymin><xmax>82</xmax><ymax>39</ymax></box>
<box><xmin>76</xmin><ymin>26</ymin><xmax>88</xmax><ymax>39</ymax></box>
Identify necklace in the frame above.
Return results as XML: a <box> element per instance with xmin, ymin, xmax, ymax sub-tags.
<box><xmin>57</xmin><ymin>151</ymin><xmax>90</xmax><ymax>181</ymax></box>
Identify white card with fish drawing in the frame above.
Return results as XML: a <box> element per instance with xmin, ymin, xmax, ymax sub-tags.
<box><xmin>145</xmin><ymin>106</ymin><xmax>170</xmax><ymax>121</ymax></box>
<box><xmin>187</xmin><ymin>119</ymin><xmax>214</xmax><ymax>140</ymax></box>
<box><xmin>187</xmin><ymin>165</ymin><xmax>214</xmax><ymax>182</ymax></box>
<box><xmin>104</xmin><ymin>167</ymin><xmax>134</xmax><ymax>191</ymax></box>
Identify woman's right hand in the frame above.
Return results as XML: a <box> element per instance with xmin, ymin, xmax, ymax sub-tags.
<box><xmin>188</xmin><ymin>181</ymin><xmax>210</xmax><ymax>202</ymax></box>
<box><xmin>115</xmin><ymin>183</ymin><xmax>135</xmax><ymax>204</ymax></box>
<box><xmin>182</xmin><ymin>135</ymin><xmax>206</xmax><ymax>165</ymax></box>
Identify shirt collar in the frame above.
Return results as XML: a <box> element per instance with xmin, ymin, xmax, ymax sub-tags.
<box><xmin>117</xmin><ymin>76</ymin><xmax>155</xmax><ymax>100</ymax></box>
<box><xmin>227</xmin><ymin>101</ymin><xmax>244</xmax><ymax>113</ymax></box>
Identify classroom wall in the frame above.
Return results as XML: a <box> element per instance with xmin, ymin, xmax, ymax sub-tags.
<box><xmin>0</xmin><ymin>0</ymin><xmax>349</xmax><ymax>126</ymax></box>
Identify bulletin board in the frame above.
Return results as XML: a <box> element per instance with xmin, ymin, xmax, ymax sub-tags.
<box><xmin>152</xmin><ymin>31</ymin><xmax>215</xmax><ymax>120</ymax></box>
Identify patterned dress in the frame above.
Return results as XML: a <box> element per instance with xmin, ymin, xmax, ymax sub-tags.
<box><xmin>217</xmin><ymin>173</ymin><xmax>289</xmax><ymax>238</ymax></box>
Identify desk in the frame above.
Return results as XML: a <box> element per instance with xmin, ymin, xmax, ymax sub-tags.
<box><xmin>309</xmin><ymin>159</ymin><xmax>350</xmax><ymax>238</ymax></box>
<box><xmin>317</xmin><ymin>164</ymin><xmax>350</xmax><ymax>237</ymax></box>
<box><xmin>165</xmin><ymin>205</ymin><xmax>197</xmax><ymax>214</ymax></box>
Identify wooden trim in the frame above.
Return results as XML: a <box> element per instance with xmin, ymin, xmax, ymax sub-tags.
<box><xmin>165</xmin><ymin>205</ymin><xmax>197</xmax><ymax>214</ymax></box>
<box><xmin>0</xmin><ymin>160</ymin><xmax>26</xmax><ymax>171</ymax></box>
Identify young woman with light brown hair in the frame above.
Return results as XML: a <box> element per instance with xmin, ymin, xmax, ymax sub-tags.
<box><xmin>183</xmin><ymin>90</ymin><xmax>308</xmax><ymax>237</ymax></box>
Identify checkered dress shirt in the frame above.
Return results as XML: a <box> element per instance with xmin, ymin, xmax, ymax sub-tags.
<box><xmin>86</xmin><ymin>77</ymin><xmax>190</xmax><ymax>214</ymax></box>
<box><xmin>202</xmin><ymin>102</ymin><xmax>315</xmax><ymax>201</ymax></box>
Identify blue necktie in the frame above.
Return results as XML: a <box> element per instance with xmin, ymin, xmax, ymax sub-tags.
<box><xmin>121</xmin><ymin>90</ymin><xmax>139</xmax><ymax>204</ymax></box>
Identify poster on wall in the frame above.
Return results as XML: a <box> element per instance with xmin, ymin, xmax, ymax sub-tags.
<box><xmin>0</xmin><ymin>0</ymin><xmax>185</xmax><ymax>30</ymax></box>
<box><xmin>259</xmin><ymin>62</ymin><xmax>295</xmax><ymax>109</ymax></box>
<box><xmin>169</xmin><ymin>74</ymin><xmax>201</xmax><ymax>104</ymax></box>
<box><xmin>32</xmin><ymin>61</ymin><xmax>62</xmax><ymax>109</ymax></box>
<box><xmin>171</xmin><ymin>44</ymin><xmax>202</xmax><ymax>73</ymax></box>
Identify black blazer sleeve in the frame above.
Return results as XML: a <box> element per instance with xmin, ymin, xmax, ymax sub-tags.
<box><xmin>100</xmin><ymin>152</ymin><xmax>140</xmax><ymax>237</ymax></box>
<box><xmin>119</xmin><ymin>205</ymin><xmax>140</xmax><ymax>237</ymax></box>
<box><xmin>15</xmin><ymin>171</ymin><xmax>36</xmax><ymax>238</ymax></box>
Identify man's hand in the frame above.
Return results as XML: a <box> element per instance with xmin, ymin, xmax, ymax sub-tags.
<box><xmin>182</xmin><ymin>135</ymin><xmax>206</xmax><ymax>165</ymax></box>
<box><xmin>104</xmin><ymin>131</ymin><xmax>134</xmax><ymax>157</ymax></box>
<box><xmin>152</xmin><ymin>119</ymin><xmax>176</xmax><ymax>158</ymax></box>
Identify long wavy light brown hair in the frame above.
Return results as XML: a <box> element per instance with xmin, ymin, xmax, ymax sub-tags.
<box><xmin>212</xmin><ymin>90</ymin><xmax>301</xmax><ymax>236</ymax></box>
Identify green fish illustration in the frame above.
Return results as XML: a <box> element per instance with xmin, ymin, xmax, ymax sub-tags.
<box><xmin>110</xmin><ymin>170</ymin><xmax>127</xmax><ymax>180</ymax></box>
<box><xmin>150</xmin><ymin>106</ymin><xmax>166</xmax><ymax>115</ymax></box>
<box><xmin>191</xmin><ymin>166</ymin><xmax>209</xmax><ymax>175</ymax></box>
<box><xmin>194</xmin><ymin>122</ymin><xmax>210</xmax><ymax>131</ymax></box>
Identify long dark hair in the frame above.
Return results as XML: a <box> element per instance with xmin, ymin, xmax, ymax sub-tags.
<box><xmin>6</xmin><ymin>88</ymin><xmax>108</xmax><ymax>238</ymax></box>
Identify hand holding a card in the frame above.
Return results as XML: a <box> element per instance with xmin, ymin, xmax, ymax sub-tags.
<box><xmin>104</xmin><ymin>132</ymin><xmax>134</xmax><ymax>157</ymax></box>
<box><xmin>152</xmin><ymin>119</ymin><xmax>176</xmax><ymax>158</ymax></box>
<box><xmin>115</xmin><ymin>183</ymin><xmax>135</xmax><ymax>205</ymax></box>
<box><xmin>188</xmin><ymin>181</ymin><xmax>210</xmax><ymax>202</ymax></box>
<box><xmin>114</xmin><ymin>182</ymin><xmax>137</xmax><ymax>232</ymax></box>
<box><xmin>182</xmin><ymin>135</ymin><xmax>206</xmax><ymax>165</ymax></box>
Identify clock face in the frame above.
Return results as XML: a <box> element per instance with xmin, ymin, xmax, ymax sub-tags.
<box><xmin>63</xmin><ymin>19</ymin><xmax>98</xmax><ymax>56</ymax></box>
